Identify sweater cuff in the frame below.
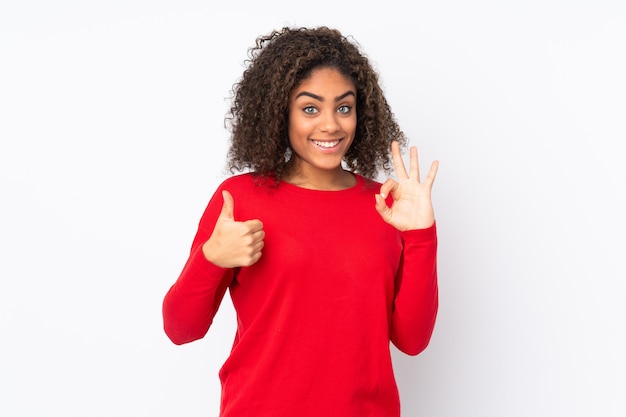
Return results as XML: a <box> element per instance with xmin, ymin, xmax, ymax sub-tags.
<box><xmin>400</xmin><ymin>221</ymin><xmax>437</xmax><ymax>243</ymax></box>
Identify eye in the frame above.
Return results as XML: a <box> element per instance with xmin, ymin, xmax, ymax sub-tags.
<box><xmin>303</xmin><ymin>106</ymin><xmax>318</xmax><ymax>114</ymax></box>
<box><xmin>337</xmin><ymin>105</ymin><xmax>352</xmax><ymax>114</ymax></box>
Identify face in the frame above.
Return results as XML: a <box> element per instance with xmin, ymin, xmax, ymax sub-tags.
<box><xmin>287</xmin><ymin>67</ymin><xmax>357</xmax><ymax>178</ymax></box>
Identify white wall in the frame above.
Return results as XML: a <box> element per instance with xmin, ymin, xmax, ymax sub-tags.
<box><xmin>1</xmin><ymin>1</ymin><xmax>624</xmax><ymax>416</ymax></box>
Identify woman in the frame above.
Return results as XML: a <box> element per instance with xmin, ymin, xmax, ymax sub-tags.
<box><xmin>162</xmin><ymin>26</ymin><xmax>439</xmax><ymax>417</ymax></box>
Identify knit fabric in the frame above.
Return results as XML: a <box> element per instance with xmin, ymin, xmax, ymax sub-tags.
<box><xmin>163</xmin><ymin>173</ymin><xmax>438</xmax><ymax>417</ymax></box>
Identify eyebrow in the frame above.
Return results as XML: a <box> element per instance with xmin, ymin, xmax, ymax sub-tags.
<box><xmin>294</xmin><ymin>90</ymin><xmax>356</xmax><ymax>102</ymax></box>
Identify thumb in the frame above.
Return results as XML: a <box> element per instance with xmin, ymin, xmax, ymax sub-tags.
<box><xmin>219</xmin><ymin>190</ymin><xmax>235</xmax><ymax>220</ymax></box>
<box><xmin>374</xmin><ymin>193</ymin><xmax>392</xmax><ymax>222</ymax></box>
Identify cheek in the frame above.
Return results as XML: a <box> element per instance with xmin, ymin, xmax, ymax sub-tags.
<box><xmin>342</xmin><ymin>116</ymin><xmax>357</xmax><ymax>136</ymax></box>
<box><xmin>288</xmin><ymin>115</ymin><xmax>314</xmax><ymax>137</ymax></box>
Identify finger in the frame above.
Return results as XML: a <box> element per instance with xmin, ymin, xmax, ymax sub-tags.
<box><xmin>220</xmin><ymin>190</ymin><xmax>235</xmax><ymax>220</ymax></box>
<box><xmin>423</xmin><ymin>160</ymin><xmax>439</xmax><ymax>187</ymax></box>
<box><xmin>247</xmin><ymin>241</ymin><xmax>264</xmax><ymax>263</ymax></box>
<box><xmin>379</xmin><ymin>178</ymin><xmax>398</xmax><ymax>200</ymax></box>
<box><xmin>391</xmin><ymin>141</ymin><xmax>409</xmax><ymax>180</ymax></box>
<box><xmin>248</xmin><ymin>250</ymin><xmax>263</xmax><ymax>266</ymax></box>
<box><xmin>253</xmin><ymin>239</ymin><xmax>265</xmax><ymax>252</ymax></box>
<box><xmin>244</xmin><ymin>219</ymin><xmax>264</xmax><ymax>233</ymax></box>
<box><xmin>409</xmin><ymin>146</ymin><xmax>420</xmax><ymax>182</ymax></box>
<box><xmin>374</xmin><ymin>194</ymin><xmax>392</xmax><ymax>222</ymax></box>
<box><xmin>249</xmin><ymin>228</ymin><xmax>265</xmax><ymax>244</ymax></box>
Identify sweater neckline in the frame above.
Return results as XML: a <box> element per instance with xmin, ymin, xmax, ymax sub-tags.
<box><xmin>277</xmin><ymin>173</ymin><xmax>366</xmax><ymax>196</ymax></box>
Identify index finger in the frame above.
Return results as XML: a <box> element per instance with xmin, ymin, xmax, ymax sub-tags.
<box><xmin>243</xmin><ymin>219</ymin><xmax>264</xmax><ymax>233</ymax></box>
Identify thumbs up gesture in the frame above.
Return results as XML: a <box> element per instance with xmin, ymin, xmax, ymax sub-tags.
<box><xmin>202</xmin><ymin>190</ymin><xmax>265</xmax><ymax>268</ymax></box>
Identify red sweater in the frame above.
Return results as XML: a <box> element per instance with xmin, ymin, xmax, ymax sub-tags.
<box><xmin>163</xmin><ymin>173</ymin><xmax>438</xmax><ymax>417</ymax></box>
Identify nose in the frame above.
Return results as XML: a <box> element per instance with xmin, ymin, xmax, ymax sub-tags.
<box><xmin>319</xmin><ymin>111</ymin><xmax>340</xmax><ymax>133</ymax></box>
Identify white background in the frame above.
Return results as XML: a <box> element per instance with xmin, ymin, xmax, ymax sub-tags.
<box><xmin>1</xmin><ymin>1</ymin><xmax>624</xmax><ymax>416</ymax></box>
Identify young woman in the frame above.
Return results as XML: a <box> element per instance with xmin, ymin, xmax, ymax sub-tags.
<box><xmin>162</xmin><ymin>26</ymin><xmax>439</xmax><ymax>417</ymax></box>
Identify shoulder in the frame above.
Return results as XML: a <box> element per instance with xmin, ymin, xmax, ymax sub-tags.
<box><xmin>355</xmin><ymin>174</ymin><xmax>382</xmax><ymax>193</ymax></box>
<box><xmin>217</xmin><ymin>173</ymin><xmax>262</xmax><ymax>192</ymax></box>
<box><xmin>215</xmin><ymin>173</ymin><xmax>280</xmax><ymax>203</ymax></box>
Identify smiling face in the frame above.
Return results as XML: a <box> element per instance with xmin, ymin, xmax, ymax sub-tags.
<box><xmin>286</xmin><ymin>67</ymin><xmax>357</xmax><ymax>188</ymax></box>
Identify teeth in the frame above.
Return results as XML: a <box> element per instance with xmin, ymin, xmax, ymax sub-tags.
<box><xmin>313</xmin><ymin>140</ymin><xmax>340</xmax><ymax>148</ymax></box>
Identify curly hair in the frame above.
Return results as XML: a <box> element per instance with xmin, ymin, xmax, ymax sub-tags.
<box><xmin>226</xmin><ymin>26</ymin><xmax>407</xmax><ymax>182</ymax></box>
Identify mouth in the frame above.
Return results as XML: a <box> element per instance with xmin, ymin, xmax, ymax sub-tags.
<box><xmin>311</xmin><ymin>139</ymin><xmax>342</xmax><ymax>149</ymax></box>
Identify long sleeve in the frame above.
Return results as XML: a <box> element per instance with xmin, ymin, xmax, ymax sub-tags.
<box><xmin>390</xmin><ymin>222</ymin><xmax>438</xmax><ymax>356</ymax></box>
<box><xmin>162</xmin><ymin>174</ymin><xmax>437</xmax><ymax>416</ymax></box>
<box><xmin>162</xmin><ymin>188</ymin><xmax>234</xmax><ymax>345</ymax></box>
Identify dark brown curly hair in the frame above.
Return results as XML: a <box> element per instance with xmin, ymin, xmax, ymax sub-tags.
<box><xmin>226</xmin><ymin>26</ymin><xmax>407</xmax><ymax>182</ymax></box>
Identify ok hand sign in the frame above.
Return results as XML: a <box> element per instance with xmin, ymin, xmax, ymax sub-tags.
<box><xmin>375</xmin><ymin>141</ymin><xmax>439</xmax><ymax>231</ymax></box>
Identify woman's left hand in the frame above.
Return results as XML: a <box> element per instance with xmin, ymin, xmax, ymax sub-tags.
<box><xmin>375</xmin><ymin>141</ymin><xmax>439</xmax><ymax>231</ymax></box>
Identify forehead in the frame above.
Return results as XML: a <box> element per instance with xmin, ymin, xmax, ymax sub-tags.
<box><xmin>292</xmin><ymin>67</ymin><xmax>356</xmax><ymax>95</ymax></box>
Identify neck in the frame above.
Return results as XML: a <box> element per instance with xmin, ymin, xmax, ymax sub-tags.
<box><xmin>283</xmin><ymin>163</ymin><xmax>356</xmax><ymax>191</ymax></box>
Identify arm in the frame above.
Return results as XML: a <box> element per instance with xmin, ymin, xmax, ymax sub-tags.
<box><xmin>162</xmin><ymin>190</ymin><xmax>232</xmax><ymax>345</ymax></box>
<box><xmin>375</xmin><ymin>141</ymin><xmax>439</xmax><ymax>355</ymax></box>
<box><xmin>390</xmin><ymin>225</ymin><xmax>438</xmax><ymax>355</ymax></box>
<box><xmin>162</xmin><ymin>186</ymin><xmax>264</xmax><ymax>345</ymax></box>
<box><xmin>162</xmin><ymin>246</ymin><xmax>233</xmax><ymax>345</ymax></box>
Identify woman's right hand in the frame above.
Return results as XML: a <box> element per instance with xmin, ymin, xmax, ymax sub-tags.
<box><xmin>202</xmin><ymin>190</ymin><xmax>265</xmax><ymax>268</ymax></box>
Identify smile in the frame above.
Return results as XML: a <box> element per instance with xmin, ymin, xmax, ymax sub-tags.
<box><xmin>312</xmin><ymin>139</ymin><xmax>341</xmax><ymax>148</ymax></box>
